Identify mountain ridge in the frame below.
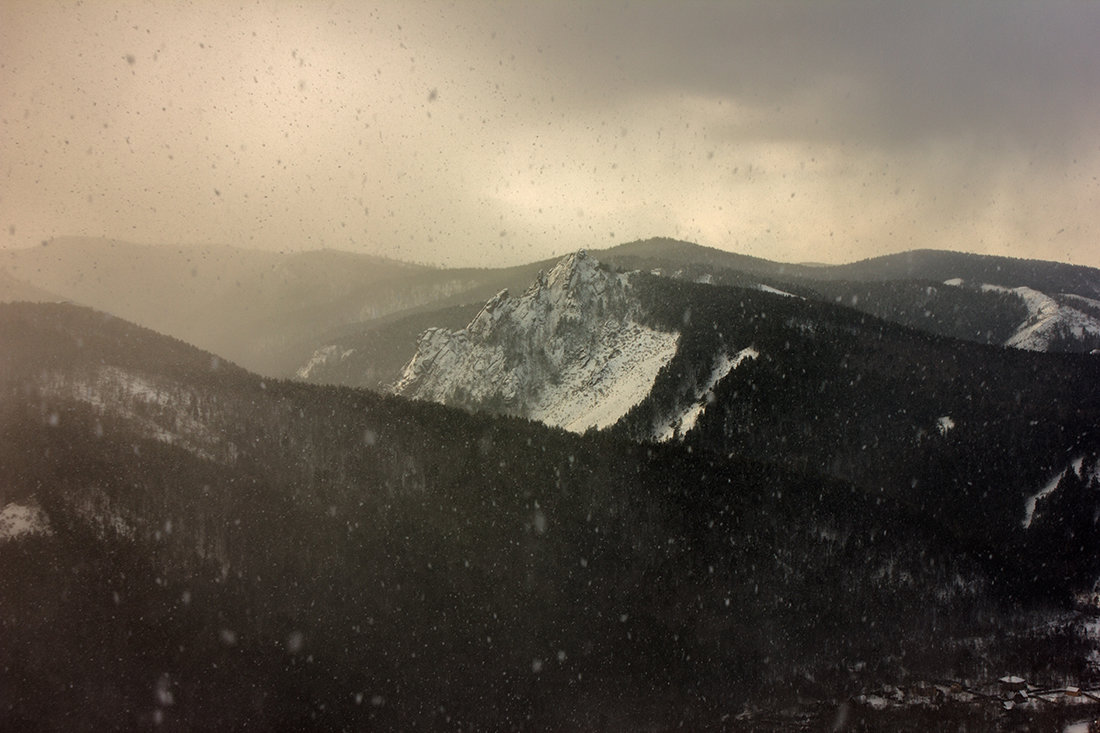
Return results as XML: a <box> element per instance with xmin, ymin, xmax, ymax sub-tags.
<box><xmin>598</xmin><ymin>238</ymin><xmax>1100</xmax><ymax>298</ymax></box>
<box><xmin>6</xmin><ymin>235</ymin><xmax>1099</xmax><ymax>390</ymax></box>
<box><xmin>298</xmin><ymin>240</ymin><xmax>1100</xmax><ymax>391</ymax></box>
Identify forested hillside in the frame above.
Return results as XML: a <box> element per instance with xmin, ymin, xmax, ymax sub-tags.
<box><xmin>4</xmin><ymin>303</ymin><xmax>1097</xmax><ymax>729</ymax></box>
<box><xmin>616</xmin><ymin>275</ymin><xmax>1100</xmax><ymax>590</ymax></box>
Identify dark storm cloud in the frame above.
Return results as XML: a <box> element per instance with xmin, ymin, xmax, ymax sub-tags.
<box><xmin>1</xmin><ymin>1</ymin><xmax>1098</xmax><ymax>268</ymax></box>
<box><xmin>499</xmin><ymin>1</ymin><xmax>1100</xmax><ymax>151</ymax></box>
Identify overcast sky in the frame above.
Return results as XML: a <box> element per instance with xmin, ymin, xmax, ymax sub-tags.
<box><xmin>2</xmin><ymin>0</ymin><xmax>1098</xmax><ymax>268</ymax></box>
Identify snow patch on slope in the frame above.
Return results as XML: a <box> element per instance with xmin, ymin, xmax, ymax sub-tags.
<box><xmin>40</xmin><ymin>366</ymin><xmax>229</xmax><ymax>463</ymax></box>
<box><xmin>656</xmin><ymin>347</ymin><xmax>759</xmax><ymax>442</ymax></box>
<box><xmin>1023</xmin><ymin>456</ymin><xmax>1099</xmax><ymax>529</ymax></box>
<box><xmin>1023</xmin><ymin>469</ymin><xmax>1066</xmax><ymax>529</ymax></box>
<box><xmin>756</xmin><ymin>284</ymin><xmax>798</xmax><ymax>298</ymax></box>
<box><xmin>0</xmin><ymin>500</ymin><xmax>52</xmax><ymax>542</ymax></box>
<box><xmin>943</xmin><ymin>278</ymin><xmax>1100</xmax><ymax>351</ymax></box>
<box><xmin>297</xmin><ymin>344</ymin><xmax>355</xmax><ymax>380</ymax></box>
<box><xmin>393</xmin><ymin>251</ymin><xmax>679</xmax><ymax>433</ymax></box>
<box><xmin>979</xmin><ymin>284</ymin><xmax>1100</xmax><ymax>351</ymax></box>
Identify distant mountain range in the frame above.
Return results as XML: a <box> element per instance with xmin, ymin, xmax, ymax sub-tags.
<box><xmin>2</xmin><ymin>236</ymin><xmax>1100</xmax><ymax>728</ymax></box>
<box><xmin>4</xmin><ymin>237</ymin><xmax>1098</xmax><ymax>386</ymax></box>
<box><xmin>0</xmin><ymin>237</ymin><xmax>546</xmax><ymax>376</ymax></box>
<box><xmin>281</xmin><ymin>240</ymin><xmax>1100</xmax><ymax>387</ymax></box>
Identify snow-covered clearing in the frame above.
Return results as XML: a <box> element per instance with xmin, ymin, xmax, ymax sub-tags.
<box><xmin>943</xmin><ymin>279</ymin><xmax>1100</xmax><ymax>350</ymax></box>
<box><xmin>0</xmin><ymin>501</ymin><xmax>52</xmax><ymax>541</ymax></box>
<box><xmin>1023</xmin><ymin>468</ymin><xmax>1068</xmax><ymax>529</ymax></box>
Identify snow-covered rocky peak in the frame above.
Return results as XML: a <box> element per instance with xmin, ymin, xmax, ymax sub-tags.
<box><xmin>539</xmin><ymin>249</ymin><xmax>611</xmax><ymax>300</ymax></box>
<box><xmin>470</xmin><ymin>250</ymin><xmax>636</xmax><ymax>339</ymax></box>
<box><xmin>393</xmin><ymin>251</ymin><xmax>680</xmax><ymax>433</ymax></box>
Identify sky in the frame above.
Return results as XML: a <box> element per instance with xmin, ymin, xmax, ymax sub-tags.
<box><xmin>2</xmin><ymin>0</ymin><xmax>1098</xmax><ymax>269</ymax></box>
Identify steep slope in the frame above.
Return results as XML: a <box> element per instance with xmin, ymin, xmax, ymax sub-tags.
<box><xmin>290</xmin><ymin>257</ymin><xmax>570</xmax><ymax>389</ymax></box>
<box><xmin>655</xmin><ymin>346</ymin><xmax>759</xmax><ymax>441</ymax></box>
<box><xmin>364</xmin><ymin>245</ymin><xmax>1100</xmax><ymax>563</ymax></box>
<box><xmin>8</xmin><ymin>302</ymin><xmax>1094</xmax><ymax>728</ymax></box>
<box><xmin>393</xmin><ymin>251</ymin><xmax>680</xmax><ymax>432</ymax></box>
<box><xmin>379</xmin><ymin>248</ymin><xmax>1100</xmax><ymax>548</ymax></box>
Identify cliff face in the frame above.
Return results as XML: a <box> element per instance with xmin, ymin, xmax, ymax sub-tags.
<box><xmin>393</xmin><ymin>251</ymin><xmax>679</xmax><ymax>432</ymax></box>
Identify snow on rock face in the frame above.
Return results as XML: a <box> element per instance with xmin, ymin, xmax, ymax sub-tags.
<box><xmin>0</xmin><ymin>500</ymin><xmax>52</xmax><ymax>542</ymax></box>
<box><xmin>393</xmin><ymin>251</ymin><xmax>680</xmax><ymax>432</ymax></box>
<box><xmin>655</xmin><ymin>347</ymin><xmax>759</xmax><ymax>442</ymax></box>
<box><xmin>535</xmin><ymin>322</ymin><xmax>679</xmax><ymax>432</ymax></box>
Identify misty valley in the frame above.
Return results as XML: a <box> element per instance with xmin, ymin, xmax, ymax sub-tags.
<box><xmin>3</xmin><ymin>237</ymin><xmax>1100</xmax><ymax>730</ymax></box>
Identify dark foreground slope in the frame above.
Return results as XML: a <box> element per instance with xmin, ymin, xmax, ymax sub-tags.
<box><xmin>1</xmin><ymin>303</ymin><xmax>1099</xmax><ymax>730</ymax></box>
